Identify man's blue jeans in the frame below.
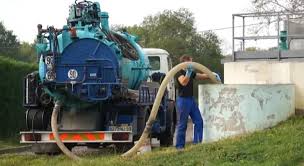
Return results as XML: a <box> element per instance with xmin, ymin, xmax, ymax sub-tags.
<box><xmin>176</xmin><ymin>96</ymin><xmax>203</xmax><ymax>149</ymax></box>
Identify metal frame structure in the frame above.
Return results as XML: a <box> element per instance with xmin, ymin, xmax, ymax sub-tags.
<box><xmin>231</xmin><ymin>11</ymin><xmax>304</xmax><ymax>62</ymax></box>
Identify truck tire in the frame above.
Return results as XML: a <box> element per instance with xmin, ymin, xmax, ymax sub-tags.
<box><xmin>32</xmin><ymin>143</ymin><xmax>61</xmax><ymax>155</ymax></box>
<box><xmin>134</xmin><ymin>106</ymin><xmax>150</xmax><ymax>141</ymax></box>
<box><xmin>114</xmin><ymin>143</ymin><xmax>134</xmax><ymax>153</ymax></box>
<box><xmin>159</xmin><ymin>105</ymin><xmax>176</xmax><ymax>146</ymax></box>
<box><xmin>32</xmin><ymin>143</ymin><xmax>74</xmax><ymax>155</ymax></box>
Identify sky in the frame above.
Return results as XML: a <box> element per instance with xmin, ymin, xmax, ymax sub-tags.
<box><xmin>0</xmin><ymin>0</ymin><xmax>253</xmax><ymax>54</ymax></box>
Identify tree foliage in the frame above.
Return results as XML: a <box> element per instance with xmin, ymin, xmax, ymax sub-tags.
<box><xmin>125</xmin><ymin>8</ymin><xmax>223</xmax><ymax>75</ymax></box>
<box><xmin>0</xmin><ymin>22</ymin><xmax>19</xmax><ymax>57</ymax></box>
<box><xmin>0</xmin><ymin>22</ymin><xmax>36</xmax><ymax>63</ymax></box>
<box><xmin>18</xmin><ymin>42</ymin><xmax>36</xmax><ymax>63</ymax></box>
<box><xmin>252</xmin><ymin>0</ymin><xmax>304</xmax><ymax>13</ymax></box>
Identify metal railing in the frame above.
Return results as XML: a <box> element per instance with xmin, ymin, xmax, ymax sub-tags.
<box><xmin>231</xmin><ymin>11</ymin><xmax>304</xmax><ymax>61</ymax></box>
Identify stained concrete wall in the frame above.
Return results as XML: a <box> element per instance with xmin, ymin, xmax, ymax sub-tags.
<box><xmin>224</xmin><ymin>61</ymin><xmax>304</xmax><ymax>110</ymax></box>
<box><xmin>198</xmin><ymin>84</ymin><xmax>295</xmax><ymax>143</ymax></box>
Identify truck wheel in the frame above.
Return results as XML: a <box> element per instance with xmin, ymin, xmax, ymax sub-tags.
<box><xmin>32</xmin><ymin>143</ymin><xmax>61</xmax><ymax>155</ymax></box>
<box><xmin>134</xmin><ymin>106</ymin><xmax>150</xmax><ymax>141</ymax></box>
<box><xmin>32</xmin><ymin>143</ymin><xmax>74</xmax><ymax>155</ymax></box>
<box><xmin>114</xmin><ymin>143</ymin><xmax>134</xmax><ymax>153</ymax></box>
<box><xmin>159</xmin><ymin>107</ymin><xmax>176</xmax><ymax>146</ymax></box>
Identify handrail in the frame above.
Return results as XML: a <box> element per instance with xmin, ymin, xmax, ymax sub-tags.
<box><xmin>231</xmin><ymin>11</ymin><xmax>304</xmax><ymax>61</ymax></box>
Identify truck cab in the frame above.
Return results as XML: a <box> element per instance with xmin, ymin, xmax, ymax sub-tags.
<box><xmin>143</xmin><ymin>48</ymin><xmax>175</xmax><ymax>101</ymax></box>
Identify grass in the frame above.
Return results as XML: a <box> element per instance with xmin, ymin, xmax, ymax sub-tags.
<box><xmin>0</xmin><ymin>138</ymin><xmax>20</xmax><ymax>149</ymax></box>
<box><xmin>0</xmin><ymin>116</ymin><xmax>304</xmax><ymax>166</ymax></box>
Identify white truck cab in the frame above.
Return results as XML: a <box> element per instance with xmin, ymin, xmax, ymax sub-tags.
<box><xmin>143</xmin><ymin>48</ymin><xmax>175</xmax><ymax>101</ymax></box>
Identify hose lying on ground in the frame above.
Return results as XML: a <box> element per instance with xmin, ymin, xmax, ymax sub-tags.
<box><xmin>51</xmin><ymin>100</ymin><xmax>81</xmax><ymax>161</ymax></box>
<box><xmin>122</xmin><ymin>62</ymin><xmax>221</xmax><ymax>157</ymax></box>
<box><xmin>51</xmin><ymin>61</ymin><xmax>220</xmax><ymax>160</ymax></box>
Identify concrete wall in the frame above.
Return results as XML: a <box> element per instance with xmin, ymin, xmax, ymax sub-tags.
<box><xmin>290</xmin><ymin>63</ymin><xmax>304</xmax><ymax>109</ymax></box>
<box><xmin>224</xmin><ymin>61</ymin><xmax>304</xmax><ymax>110</ymax></box>
<box><xmin>198</xmin><ymin>84</ymin><xmax>295</xmax><ymax>143</ymax></box>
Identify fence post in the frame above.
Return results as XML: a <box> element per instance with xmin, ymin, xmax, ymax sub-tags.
<box><xmin>232</xmin><ymin>15</ymin><xmax>235</xmax><ymax>61</ymax></box>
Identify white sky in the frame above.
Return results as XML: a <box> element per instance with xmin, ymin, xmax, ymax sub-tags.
<box><xmin>0</xmin><ymin>0</ymin><xmax>252</xmax><ymax>54</ymax></box>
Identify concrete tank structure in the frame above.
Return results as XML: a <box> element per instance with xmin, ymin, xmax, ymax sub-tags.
<box><xmin>224</xmin><ymin>11</ymin><xmax>304</xmax><ymax>113</ymax></box>
<box><xmin>224</xmin><ymin>61</ymin><xmax>304</xmax><ymax>111</ymax></box>
<box><xmin>198</xmin><ymin>84</ymin><xmax>295</xmax><ymax>142</ymax></box>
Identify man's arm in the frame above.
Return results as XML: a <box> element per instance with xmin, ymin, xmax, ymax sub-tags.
<box><xmin>177</xmin><ymin>65</ymin><xmax>193</xmax><ymax>86</ymax></box>
<box><xmin>178</xmin><ymin>75</ymin><xmax>190</xmax><ymax>86</ymax></box>
<box><xmin>195</xmin><ymin>72</ymin><xmax>222</xmax><ymax>82</ymax></box>
<box><xmin>178</xmin><ymin>71</ymin><xmax>208</xmax><ymax>85</ymax></box>
<box><xmin>195</xmin><ymin>73</ymin><xmax>209</xmax><ymax>80</ymax></box>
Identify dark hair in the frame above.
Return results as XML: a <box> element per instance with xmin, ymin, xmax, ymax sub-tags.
<box><xmin>179</xmin><ymin>55</ymin><xmax>192</xmax><ymax>62</ymax></box>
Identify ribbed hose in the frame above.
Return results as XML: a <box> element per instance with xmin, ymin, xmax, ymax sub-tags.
<box><xmin>51</xmin><ymin>100</ymin><xmax>81</xmax><ymax>161</ymax></box>
<box><xmin>51</xmin><ymin>62</ymin><xmax>220</xmax><ymax>160</ymax></box>
<box><xmin>122</xmin><ymin>62</ymin><xmax>221</xmax><ymax>157</ymax></box>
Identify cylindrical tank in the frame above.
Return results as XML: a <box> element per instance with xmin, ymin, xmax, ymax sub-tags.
<box><xmin>37</xmin><ymin>1</ymin><xmax>150</xmax><ymax>101</ymax></box>
<box><xmin>40</xmin><ymin>29</ymin><xmax>149</xmax><ymax>90</ymax></box>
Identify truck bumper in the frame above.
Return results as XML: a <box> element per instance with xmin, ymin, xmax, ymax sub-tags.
<box><xmin>20</xmin><ymin>131</ymin><xmax>132</xmax><ymax>143</ymax></box>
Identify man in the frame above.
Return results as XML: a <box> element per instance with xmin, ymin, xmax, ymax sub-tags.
<box><xmin>175</xmin><ymin>55</ymin><xmax>221</xmax><ymax>150</ymax></box>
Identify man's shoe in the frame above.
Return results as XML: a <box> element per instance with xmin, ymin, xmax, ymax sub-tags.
<box><xmin>176</xmin><ymin>147</ymin><xmax>184</xmax><ymax>153</ymax></box>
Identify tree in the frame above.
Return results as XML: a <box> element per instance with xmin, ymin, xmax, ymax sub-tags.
<box><xmin>126</xmin><ymin>8</ymin><xmax>223</xmax><ymax>67</ymax></box>
<box><xmin>252</xmin><ymin>0</ymin><xmax>304</xmax><ymax>13</ymax></box>
<box><xmin>0</xmin><ymin>22</ymin><xmax>19</xmax><ymax>58</ymax></box>
<box><xmin>0</xmin><ymin>22</ymin><xmax>36</xmax><ymax>63</ymax></box>
<box><xmin>124</xmin><ymin>8</ymin><xmax>224</xmax><ymax>98</ymax></box>
<box><xmin>18</xmin><ymin>42</ymin><xmax>36</xmax><ymax>63</ymax></box>
<box><xmin>250</xmin><ymin>0</ymin><xmax>304</xmax><ymax>37</ymax></box>
<box><xmin>126</xmin><ymin>8</ymin><xmax>196</xmax><ymax>64</ymax></box>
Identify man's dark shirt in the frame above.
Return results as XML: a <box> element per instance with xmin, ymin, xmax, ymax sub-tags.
<box><xmin>175</xmin><ymin>70</ymin><xmax>196</xmax><ymax>97</ymax></box>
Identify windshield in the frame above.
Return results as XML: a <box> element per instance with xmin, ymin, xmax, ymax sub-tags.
<box><xmin>148</xmin><ymin>56</ymin><xmax>160</xmax><ymax>70</ymax></box>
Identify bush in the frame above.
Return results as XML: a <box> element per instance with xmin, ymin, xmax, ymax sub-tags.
<box><xmin>0</xmin><ymin>56</ymin><xmax>36</xmax><ymax>138</ymax></box>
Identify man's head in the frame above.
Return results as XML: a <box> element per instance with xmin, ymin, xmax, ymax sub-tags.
<box><xmin>179</xmin><ymin>55</ymin><xmax>193</xmax><ymax>62</ymax></box>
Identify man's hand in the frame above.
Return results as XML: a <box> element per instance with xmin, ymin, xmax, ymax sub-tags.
<box><xmin>178</xmin><ymin>64</ymin><xmax>193</xmax><ymax>86</ymax></box>
<box><xmin>212</xmin><ymin>72</ymin><xmax>221</xmax><ymax>82</ymax></box>
<box><xmin>185</xmin><ymin>64</ymin><xmax>193</xmax><ymax>78</ymax></box>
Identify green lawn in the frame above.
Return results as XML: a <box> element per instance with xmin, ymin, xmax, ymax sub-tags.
<box><xmin>0</xmin><ymin>138</ymin><xmax>20</xmax><ymax>149</ymax></box>
<box><xmin>1</xmin><ymin>116</ymin><xmax>304</xmax><ymax>166</ymax></box>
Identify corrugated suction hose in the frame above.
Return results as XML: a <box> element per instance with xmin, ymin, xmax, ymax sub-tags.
<box><xmin>122</xmin><ymin>62</ymin><xmax>221</xmax><ymax>157</ymax></box>
<box><xmin>51</xmin><ymin>62</ymin><xmax>220</xmax><ymax>160</ymax></box>
<box><xmin>51</xmin><ymin>100</ymin><xmax>81</xmax><ymax>161</ymax></box>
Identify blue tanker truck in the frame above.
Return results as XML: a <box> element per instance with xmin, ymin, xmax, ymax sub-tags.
<box><xmin>20</xmin><ymin>0</ymin><xmax>176</xmax><ymax>154</ymax></box>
